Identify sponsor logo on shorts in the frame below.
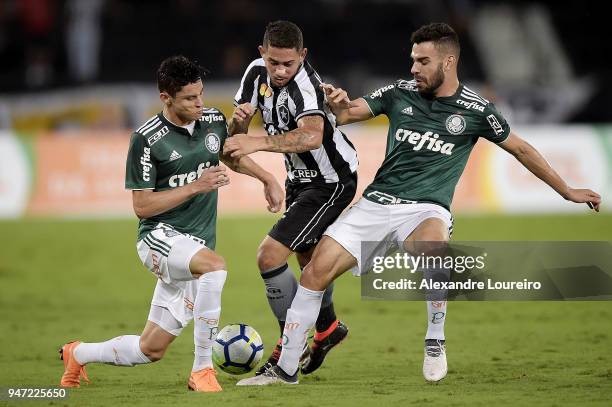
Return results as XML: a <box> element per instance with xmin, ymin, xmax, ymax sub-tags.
<box><xmin>366</xmin><ymin>190</ymin><xmax>417</xmax><ymax>205</ymax></box>
<box><xmin>395</xmin><ymin>129</ymin><xmax>455</xmax><ymax>155</ymax></box>
<box><xmin>151</xmin><ymin>253</ymin><xmax>162</xmax><ymax>278</ymax></box>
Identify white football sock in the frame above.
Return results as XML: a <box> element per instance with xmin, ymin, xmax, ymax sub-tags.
<box><xmin>425</xmin><ymin>301</ymin><xmax>447</xmax><ymax>340</ymax></box>
<box><xmin>193</xmin><ymin>270</ymin><xmax>227</xmax><ymax>372</ymax></box>
<box><xmin>74</xmin><ymin>335</ymin><xmax>151</xmax><ymax>366</ymax></box>
<box><xmin>278</xmin><ymin>285</ymin><xmax>324</xmax><ymax>376</ymax></box>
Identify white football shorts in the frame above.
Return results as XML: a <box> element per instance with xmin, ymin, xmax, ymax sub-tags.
<box><xmin>324</xmin><ymin>198</ymin><xmax>453</xmax><ymax>276</ymax></box>
<box><xmin>136</xmin><ymin>222</ymin><xmax>208</xmax><ymax>334</ymax></box>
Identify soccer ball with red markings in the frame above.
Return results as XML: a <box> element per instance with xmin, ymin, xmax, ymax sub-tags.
<box><xmin>212</xmin><ymin>324</ymin><xmax>264</xmax><ymax>375</ymax></box>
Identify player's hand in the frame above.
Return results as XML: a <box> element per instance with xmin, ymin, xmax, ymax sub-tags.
<box><xmin>232</xmin><ymin>103</ymin><xmax>256</xmax><ymax>124</ymax></box>
<box><xmin>193</xmin><ymin>166</ymin><xmax>230</xmax><ymax>193</ymax></box>
<box><xmin>223</xmin><ymin>134</ymin><xmax>263</xmax><ymax>159</ymax></box>
<box><xmin>565</xmin><ymin>188</ymin><xmax>601</xmax><ymax>212</ymax></box>
<box><xmin>263</xmin><ymin>177</ymin><xmax>284</xmax><ymax>213</ymax></box>
<box><xmin>320</xmin><ymin>83</ymin><xmax>350</xmax><ymax>110</ymax></box>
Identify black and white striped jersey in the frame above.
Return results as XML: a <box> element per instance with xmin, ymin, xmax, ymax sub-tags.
<box><xmin>234</xmin><ymin>58</ymin><xmax>358</xmax><ymax>184</ymax></box>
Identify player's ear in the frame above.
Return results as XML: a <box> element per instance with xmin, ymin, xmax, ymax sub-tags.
<box><xmin>301</xmin><ymin>47</ymin><xmax>308</xmax><ymax>61</ymax></box>
<box><xmin>258</xmin><ymin>45</ymin><xmax>265</xmax><ymax>58</ymax></box>
<box><xmin>444</xmin><ymin>55</ymin><xmax>455</xmax><ymax>72</ymax></box>
<box><xmin>160</xmin><ymin>92</ymin><xmax>172</xmax><ymax>106</ymax></box>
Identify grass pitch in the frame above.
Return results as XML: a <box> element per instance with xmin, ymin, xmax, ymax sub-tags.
<box><xmin>0</xmin><ymin>214</ymin><xmax>611</xmax><ymax>406</ymax></box>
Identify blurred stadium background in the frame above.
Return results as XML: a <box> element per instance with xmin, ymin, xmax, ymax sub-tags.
<box><xmin>0</xmin><ymin>0</ymin><xmax>610</xmax><ymax>217</ymax></box>
<box><xmin>1</xmin><ymin>0</ymin><xmax>611</xmax><ymax>405</ymax></box>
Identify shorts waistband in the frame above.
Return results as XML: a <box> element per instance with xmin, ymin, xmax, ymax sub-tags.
<box><xmin>365</xmin><ymin>190</ymin><xmax>418</xmax><ymax>205</ymax></box>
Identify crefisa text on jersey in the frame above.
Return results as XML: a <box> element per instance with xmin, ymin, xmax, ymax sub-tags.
<box><xmin>395</xmin><ymin>129</ymin><xmax>455</xmax><ymax>155</ymax></box>
<box><xmin>140</xmin><ymin>147</ymin><xmax>152</xmax><ymax>181</ymax></box>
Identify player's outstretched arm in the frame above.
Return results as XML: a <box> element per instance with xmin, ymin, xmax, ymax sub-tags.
<box><xmin>132</xmin><ymin>166</ymin><xmax>230</xmax><ymax>219</ymax></box>
<box><xmin>228</xmin><ymin>103</ymin><xmax>256</xmax><ymax>136</ymax></box>
<box><xmin>220</xmin><ymin>154</ymin><xmax>284</xmax><ymax>213</ymax></box>
<box><xmin>224</xmin><ymin>115</ymin><xmax>324</xmax><ymax>157</ymax></box>
<box><xmin>498</xmin><ymin>132</ymin><xmax>602</xmax><ymax>211</ymax></box>
<box><xmin>320</xmin><ymin>83</ymin><xmax>373</xmax><ymax>125</ymax></box>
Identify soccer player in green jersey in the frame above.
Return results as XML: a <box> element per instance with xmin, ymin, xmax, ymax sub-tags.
<box><xmin>238</xmin><ymin>23</ymin><xmax>601</xmax><ymax>386</ymax></box>
<box><xmin>59</xmin><ymin>55</ymin><xmax>284</xmax><ymax>392</ymax></box>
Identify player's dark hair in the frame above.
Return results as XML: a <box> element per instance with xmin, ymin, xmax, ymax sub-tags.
<box><xmin>157</xmin><ymin>55</ymin><xmax>206</xmax><ymax>97</ymax></box>
<box><xmin>263</xmin><ymin>20</ymin><xmax>303</xmax><ymax>50</ymax></box>
<box><xmin>411</xmin><ymin>23</ymin><xmax>460</xmax><ymax>58</ymax></box>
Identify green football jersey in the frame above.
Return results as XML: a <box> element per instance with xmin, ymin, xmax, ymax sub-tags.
<box><xmin>362</xmin><ymin>80</ymin><xmax>510</xmax><ymax>210</ymax></box>
<box><xmin>125</xmin><ymin>108</ymin><xmax>228</xmax><ymax>247</ymax></box>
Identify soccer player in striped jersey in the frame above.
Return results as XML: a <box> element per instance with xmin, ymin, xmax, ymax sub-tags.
<box><xmin>58</xmin><ymin>55</ymin><xmax>284</xmax><ymax>392</ymax></box>
<box><xmin>237</xmin><ymin>23</ymin><xmax>601</xmax><ymax>386</ymax></box>
<box><xmin>224</xmin><ymin>20</ymin><xmax>359</xmax><ymax>376</ymax></box>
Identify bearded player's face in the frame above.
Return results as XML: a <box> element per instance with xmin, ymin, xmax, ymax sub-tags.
<box><xmin>410</xmin><ymin>42</ymin><xmax>445</xmax><ymax>96</ymax></box>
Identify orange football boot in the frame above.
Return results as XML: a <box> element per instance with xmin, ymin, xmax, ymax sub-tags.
<box><xmin>59</xmin><ymin>341</ymin><xmax>90</xmax><ymax>388</ymax></box>
<box><xmin>188</xmin><ymin>367</ymin><xmax>222</xmax><ymax>392</ymax></box>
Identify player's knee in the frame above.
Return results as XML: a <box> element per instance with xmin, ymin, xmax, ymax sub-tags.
<box><xmin>191</xmin><ymin>250</ymin><xmax>226</xmax><ymax>276</ymax></box>
<box><xmin>139</xmin><ymin>339</ymin><xmax>167</xmax><ymax>362</ymax></box>
<box><xmin>257</xmin><ymin>244</ymin><xmax>283</xmax><ymax>272</ymax></box>
<box><xmin>207</xmin><ymin>252</ymin><xmax>226</xmax><ymax>272</ymax></box>
<box><xmin>301</xmin><ymin>262</ymin><xmax>331</xmax><ymax>291</ymax></box>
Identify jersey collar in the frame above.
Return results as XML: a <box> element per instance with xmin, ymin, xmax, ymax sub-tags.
<box><xmin>158</xmin><ymin>112</ymin><xmax>200</xmax><ymax>136</ymax></box>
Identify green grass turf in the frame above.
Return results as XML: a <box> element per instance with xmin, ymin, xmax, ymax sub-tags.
<box><xmin>0</xmin><ymin>214</ymin><xmax>611</xmax><ymax>406</ymax></box>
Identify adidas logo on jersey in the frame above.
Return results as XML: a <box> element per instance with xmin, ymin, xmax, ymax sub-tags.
<box><xmin>395</xmin><ymin>129</ymin><xmax>455</xmax><ymax>155</ymax></box>
<box><xmin>169</xmin><ymin>150</ymin><xmax>182</xmax><ymax>162</ymax></box>
<box><xmin>401</xmin><ymin>106</ymin><xmax>413</xmax><ymax>116</ymax></box>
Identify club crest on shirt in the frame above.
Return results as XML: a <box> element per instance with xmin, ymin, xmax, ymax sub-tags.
<box><xmin>278</xmin><ymin>105</ymin><xmax>290</xmax><ymax>125</ymax></box>
<box><xmin>445</xmin><ymin>114</ymin><xmax>466</xmax><ymax>135</ymax></box>
<box><xmin>205</xmin><ymin>133</ymin><xmax>220</xmax><ymax>153</ymax></box>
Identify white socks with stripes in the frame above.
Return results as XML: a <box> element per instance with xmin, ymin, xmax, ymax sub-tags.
<box><xmin>74</xmin><ymin>335</ymin><xmax>151</xmax><ymax>366</ymax></box>
<box><xmin>277</xmin><ymin>285</ymin><xmax>324</xmax><ymax>376</ymax></box>
<box><xmin>192</xmin><ymin>270</ymin><xmax>227</xmax><ymax>372</ymax></box>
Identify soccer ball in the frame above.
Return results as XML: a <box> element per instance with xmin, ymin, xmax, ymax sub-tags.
<box><xmin>212</xmin><ymin>324</ymin><xmax>264</xmax><ymax>375</ymax></box>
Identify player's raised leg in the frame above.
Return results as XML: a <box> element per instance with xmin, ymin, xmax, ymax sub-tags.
<box><xmin>237</xmin><ymin>236</ymin><xmax>356</xmax><ymax>385</ymax></box>
<box><xmin>404</xmin><ymin>217</ymin><xmax>450</xmax><ymax>382</ymax></box>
